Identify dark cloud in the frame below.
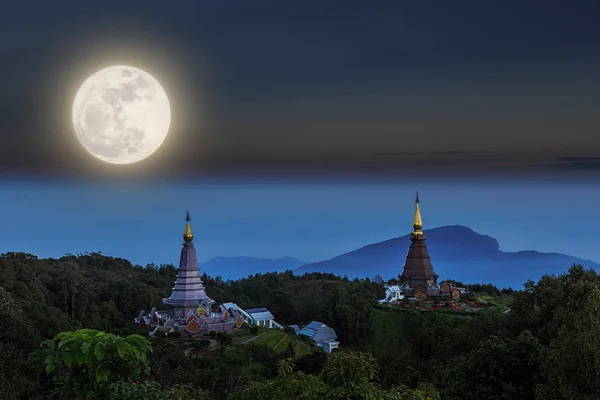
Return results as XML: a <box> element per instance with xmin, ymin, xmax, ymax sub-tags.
<box><xmin>554</xmin><ymin>156</ymin><xmax>600</xmax><ymax>163</ymax></box>
<box><xmin>526</xmin><ymin>157</ymin><xmax>600</xmax><ymax>171</ymax></box>
<box><xmin>1</xmin><ymin>1</ymin><xmax>600</xmax><ymax>179</ymax></box>
<box><xmin>430</xmin><ymin>151</ymin><xmax>498</xmax><ymax>155</ymax></box>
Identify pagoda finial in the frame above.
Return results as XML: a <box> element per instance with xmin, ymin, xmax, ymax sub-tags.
<box><xmin>183</xmin><ymin>211</ymin><xmax>194</xmax><ymax>242</ymax></box>
<box><xmin>413</xmin><ymin>192</ymin><xmax>423</xmax><ymax>234</ymax></box>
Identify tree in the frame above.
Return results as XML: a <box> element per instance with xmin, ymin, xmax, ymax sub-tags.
<box><xmin>321</xmin><ymin>350</ymin><xmax>440</xmax><ymax>400</ymax></box>
<box><xmin>59</xmin><ymin>261</ymin><xmax>83</xmax><ymax>320</ymax></box>
<box><xmin>321</xmin><ymin>350</ymin><xmax>378</xmax><ymax>392</ymax></box>
<box><xmin>267</xmin><ymin>289</ymin><xmax>298</xmax><ymax>323</ymax></box>
<box><xmin>30</xmin><ymin>329</ymin><xmax>152</xmax><ymax>400</ymax></box>
<box><xmin>510</xmin><ymin>264</ymin><xmax>599</xmax><ymax>345</ymax></box>
<box><xmin>229</xmin><ymin>358</ymin><xmax>326</xmax><ymax>400</ymax></box>
<box><xmin>322</xmin><ymin>286</ymin><xmax>376</xmax><ymax>345</ymax></box>
<box><xmin>437</xmin><ymin>331</ymin><xmax>543</xmax><ymax>400</ymax></box>
<box><xmin>295</xmin><ymin>350</ymin><xmax>328</xmax><ymax>375</ymax></box>
<box><xmin>230</xmin><ymin>351</ymin><xmax>440</xmax><ymax>400</ymax></box>
<box><xmin>536</xmin><ymin>287</ymin><xmax>600</xmax><ymax>399</ymax></box>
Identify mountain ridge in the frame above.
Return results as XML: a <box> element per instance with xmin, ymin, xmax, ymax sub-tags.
<box><xmin>193</xmin><ymin>225</ymin><xmax>597</xmax><ymax>288</ymax></box>
<box><xmin>292</xmin><ymin>225</ymin><xmax>598</xmax><ymax>288</ymax></box>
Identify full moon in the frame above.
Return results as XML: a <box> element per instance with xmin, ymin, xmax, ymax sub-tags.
<box><xmin>72</xmin><ymin>66</ymin><xmax>171</xmax><ymax>164</ymax></box>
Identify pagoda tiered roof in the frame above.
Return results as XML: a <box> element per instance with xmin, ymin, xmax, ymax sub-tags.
<box><xmin>163</xmin><ymin>212</ymin><xmax>214</xmax><ymax>308</ymax></box>
<box><xmin>399</xmin><ymin>192</ymin><xmax>439</xmax><ymax>286</ymax></box>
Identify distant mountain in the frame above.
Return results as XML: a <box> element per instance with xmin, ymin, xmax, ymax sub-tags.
<box><xmin>292</xmin><ymin>225</ymin><xmax>599</xmax><ymax>289</ymax></box>
<box><xmin>199</xmin><ymin>256</ymin><xmax>309</xmax><ymax>280</ymax></box>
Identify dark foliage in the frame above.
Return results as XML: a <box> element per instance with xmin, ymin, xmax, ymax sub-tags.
<box><xmin>1</xmin><ymin>250</ymin><xmax>598</xmax><ymax>399</ymax></box>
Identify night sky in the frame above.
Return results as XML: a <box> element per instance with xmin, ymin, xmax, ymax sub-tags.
<box><xmin>1</xmin><ymin>1</ymin><xmax>600</xmax><ymax>269</ymax></box>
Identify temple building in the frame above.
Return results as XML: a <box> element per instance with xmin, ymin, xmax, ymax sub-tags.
<box><xmin>393</xmin><ymin>193</ymin><xmax>468</xmax><ymax>301</ymax></box>
<box><xmin>222</xmin><ymin>302</ymin><xmax>284</xmax><ymax>329</ymax></box>
<box><xmin>135</xmin><ymin>212</ymin><xmax>244</xmax><ymax>335</ymax></box>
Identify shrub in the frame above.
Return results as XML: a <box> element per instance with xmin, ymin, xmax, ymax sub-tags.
<box><xmin>218</xmin><ymin>334</ymin><xmax>232</xmax><ymax>345</ymax></box>
<box><xmin>209</xmin><ymin>331</ymin><xmax>217</xmax><ymax>338</ymax></box>
<box><xmin>298</xmin><ymin>334</ymin><xmax>314</xmax><ymax>345</ymax></box>
<box><xmin>167</xmin><ymin>331</ymin><xmax>182</xmax><ymax>338</ymax></box>
<box><xmin>109</xmin><ymin>380</ymin><xmax>211</xmax><ymax>400</ymax></box>
<box><xmin>284</xmin><ymin>326</ymin><xmax>296</xmax><ymax>335</ymax></box>
<box><xmin>29</xmin><ymin>329</ymin><xmax>152</xmax><ymax>400</ymax></box>
<box><xmin>192</xmin><ymin>340</ymin><xmax>211</xmax><ymax>349</ymax></box>
<box><xmin>250</xmin><ymin>326</ymin><xmax>259</xmax><ymax>334</ymax></box>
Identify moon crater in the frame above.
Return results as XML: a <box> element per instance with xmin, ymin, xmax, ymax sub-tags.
<box><xmin>72</xmin><ymin>66</ymin><xmax>171</xmax><ymax>164</ymax></box>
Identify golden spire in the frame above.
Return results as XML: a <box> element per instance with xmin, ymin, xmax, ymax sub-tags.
<box><xmin>413</xmin><ymin>191</ymin><xmax>423</xmax><ymax>235</ymax></box>
<box><xmin>183</xmin><ymin>211</ymin><xmax>194</xmax><ymax>242</ymax></box>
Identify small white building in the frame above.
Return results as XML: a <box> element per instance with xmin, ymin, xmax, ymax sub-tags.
<box><xmin>297</xmin><ymin>321</ymin><xmax>340</xmax><ymax>353</ymax></box>
<box><xmin>379</xmin><ymin>285</ymin><xmax>404</xmax><ymax>303</ymax></box>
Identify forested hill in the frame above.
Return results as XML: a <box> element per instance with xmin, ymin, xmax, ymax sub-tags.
<box><xmin>2</xmin><ymin>251</ymin><xmax>600</xmax><ymax>399</ymax></box>
<box><xmin>0</xmin><ymin>251</ymin><xmax>381</xmax><ymax>340</ymax></box>
<box><xmin>0</xmin><ymin>251</ymin><xmax>384</xmax><ymax>399</ymax></box>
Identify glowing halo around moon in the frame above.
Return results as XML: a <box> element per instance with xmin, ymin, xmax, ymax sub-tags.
<box><xmin>72</xmin><ymin>65</ymin><xmax>171</xmax><ymax>164</ymax></box>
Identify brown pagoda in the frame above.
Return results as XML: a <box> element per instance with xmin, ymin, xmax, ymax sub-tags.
<box><xmin>399</xmin><ymin>192</ymin><xmax>440</xmax><ymax>300</ymax></box>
